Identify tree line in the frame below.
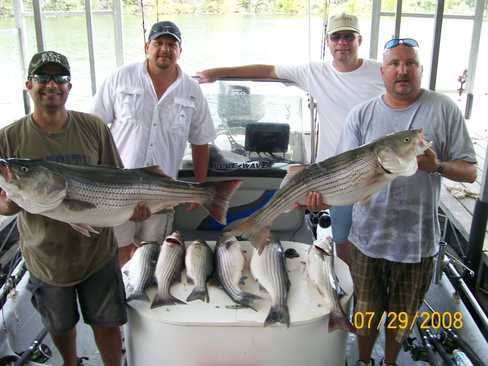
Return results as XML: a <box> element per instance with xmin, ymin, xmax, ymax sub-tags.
<box><xmin>0</xmin><ymin>0</ymin><xmax>482</xmax><ymax>17</ymax></box>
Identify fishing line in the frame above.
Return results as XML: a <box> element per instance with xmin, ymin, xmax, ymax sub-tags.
<box><xmin>140</xmin><ymin>0</ymin><xmax>147</xmax><ymax>44</ymax></box>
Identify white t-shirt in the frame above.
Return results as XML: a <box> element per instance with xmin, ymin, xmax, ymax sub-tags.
<box><xmin>275</xmin><ymin>59</ymin><xmax>384</xmax><ymax>161</ymax></box>
<box><xmin>91</xmin><ymin>62</ymin><xmax>216</xmax><ymax>178</ymax></box>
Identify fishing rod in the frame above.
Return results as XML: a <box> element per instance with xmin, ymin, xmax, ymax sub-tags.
<box><xmin>0</xmin><ymin>255</ymin><xmax>25</xmax><ymax>310</ymax></box>
<box><xmin>421</xmin><ymin>300</ymin><xmax>485</xmax><ymax>366</ymax></box>
<box><xmin>442</xmin><ymin>328</ymin><xmax>486</xmax><ymax>366</ymax></box>
<box><xmin>13</xmin><ymin>328</ymin><xmax>50</xmax><ymax>366</ymax></box>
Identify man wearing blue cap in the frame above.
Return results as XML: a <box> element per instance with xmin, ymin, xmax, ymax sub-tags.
<box><xmin>92</xmin><ymin>21</ymin><xmax>216</xmax><ymax>266</ymax></box>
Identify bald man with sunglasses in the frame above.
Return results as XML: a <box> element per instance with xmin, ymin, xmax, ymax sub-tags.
<box><xmin>198</xmin><ymin>12</ymin><xmax>384</xmax><ymax>261</ymax></box>
<box><xmin>336</xmin><ymin>39</ymin><xmax>477</xmax><ymax>366</ymax></box>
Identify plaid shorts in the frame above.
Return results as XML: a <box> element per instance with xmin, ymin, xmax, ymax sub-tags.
<box><xmin>350</xmin><ymin>245</ymin><xmax>434</xmax><ymax>343</ymax></box>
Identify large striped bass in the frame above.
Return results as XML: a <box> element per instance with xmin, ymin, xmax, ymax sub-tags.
<box><xmin>224</xmin><ymin>129</ymin><xmax>430</xmax><ymax>252</ymax></box>
<box><xmin>0</xmin><ymin>159</ymin><xmax>241</xmax><ymax>236</ymax></box>
<box><xmin>250</xmin><ymin>241</ymin><xmax>290</xmax><ymax>327</ymax></box>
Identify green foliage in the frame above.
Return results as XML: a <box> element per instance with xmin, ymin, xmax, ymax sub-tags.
<box><xmin>272</xmin><ymin>0</ymin><xmax>305</xmax><ymax>15</ymax></box>
<box><xmin>0</xmin><ymin>0</ymin><xmax>485</xmax><ymax>17</ymax></box>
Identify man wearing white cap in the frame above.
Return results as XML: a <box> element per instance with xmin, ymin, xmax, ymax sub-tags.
<box><xmin>197</xmin><ymin>13</ymin><xmax>384</xmax><ymax>263</ymax></box>
<box><xmin>92</xmin><ymin>21</ymin><xmax>216</xmax><ymax>266</ymax></box>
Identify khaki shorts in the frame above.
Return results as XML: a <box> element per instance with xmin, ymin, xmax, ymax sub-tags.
<box><xmin>350</xmin><ymin>245</ymin><xmax>434</xmax><ymax>343</ymax></box>
<box><xmin>114</xmin><ymin>212</ymin><xmax>174</xmax><ymax>247</ymax></box>
<box><xmin>27</xmin><ymin>256</ymin><xmax>127</xmax><ymax>335</ymax></box>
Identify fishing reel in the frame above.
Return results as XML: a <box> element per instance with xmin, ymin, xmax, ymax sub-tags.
<box><xmin>28</xmin><ymin>343</ymin><xmax>52</xmax><ymax>363</ymax></box>
<box><xmin>305</xmin><ymin>209</ymin><xmax>331</xmax><ymax>239</ymax></box>
<box><xmin>402</xmin><ymin>336</ymin><xmax>432</xmax><ymax>362</ymax></box>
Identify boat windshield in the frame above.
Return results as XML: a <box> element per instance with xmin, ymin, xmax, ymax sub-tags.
<box><xmin>181</xmin><ymin>79</ymin><xmax>311</xmax><ymax>175</ymax></box>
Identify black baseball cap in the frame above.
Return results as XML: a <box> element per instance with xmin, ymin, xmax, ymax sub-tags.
<box><xmin>148</xmin><ymin>21</ymin><xmax>181</xmax><ymax>43</ymax></box>
<box><xmin>28</xmin><ymin>51</ymin><xmax>71</xmax><ymax>77</ymax></box>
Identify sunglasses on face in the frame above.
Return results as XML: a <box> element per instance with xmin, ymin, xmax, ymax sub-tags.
<box><xmin>329</xmin><ymin>33</ymin><xmax>357</xmax><ymax>42</ymax></box>
<box><xmin>30</xmin><ymin>74</ymin><xmax>71</xmax><ymax>84</ymax></box>
<box><xmin>384</xmin><ymin>38</ymin><xmax>419</xmax><ymax>50</ymax></box>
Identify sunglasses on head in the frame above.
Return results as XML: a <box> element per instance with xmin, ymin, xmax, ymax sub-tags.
<box><xmin>30</xmin><ymin>74</ymin><xmax>71</xmax><ymax>84</ymax></box>
<box><xmin>329</xmin><ymin>32</ymin><xmax>357</xmax><ymax>42</ymax></box>
<box><xmin>384</xmin><ymin>38</ymin><xmax>419</xmax><ymax>50</ymax></box>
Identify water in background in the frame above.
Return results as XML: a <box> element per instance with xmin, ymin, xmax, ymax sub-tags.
<box><xmin>0</xmin><ymin>14</ymin><xmax>487</xmax><ymax>126</ymax></box>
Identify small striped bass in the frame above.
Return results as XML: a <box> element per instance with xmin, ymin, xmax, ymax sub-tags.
<box><xmin>224</xmin><ymin>129</ymin><xmax>430</xmax><ymax>252</ymax></box>
<box><xmin>0</xmin><ymin>159</ymin><xmax>241</xmax><ymax>237</ymax></box>
<box><xmin>215</xmin><ymin>233</ymin><xmax>262</xmax><ymax>310</ymax></box>
<box><xmin>250</xmin><ymin>241</ymin><xmax>290</xmax><ymax>327</ymax></box>
<box><xmin>185</xmin><ymin>239</ymin><xmax>213</xmax><ymax>303</ymax></box>
<box><xmin>124</xmin><ymin>241</ymin><xmax>160</xmax><ymax>303</ymax></box>
<box><xmin>151</xmin><ymin>232</ymin><xmax>186</xmax><ymax>308</ymax></box>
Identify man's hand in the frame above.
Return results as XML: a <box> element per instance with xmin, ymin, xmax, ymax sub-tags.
<box><xmin>129</xmin><ymin>202</ymin><xmax>152</xmax><ymax>222</ymax></box>
<box><xmin>195</xmin><ymin>70</ymin><xmax>216</xmax><ymax>84</ymax></box>
<box><xmin>417</xmin><ymin>148</ymin><xmax>439</xmax><ymax>173</ymax></box>
<box><xmin>294</xmin><ymin>192</ymin><xmax>331</xmax><ymax>212</ymax></box>
<box><xmin>0</xmin><ymin>189</ymin><xmax>21</xmax><ymax>215</ymax></box>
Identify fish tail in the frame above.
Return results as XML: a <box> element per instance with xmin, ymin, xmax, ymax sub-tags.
<box><xmin>239</xmin><ymin>292</ymin><xmax>263</xmax><ymax>311</ymax></box>
<box><xmin>224</xmin><ymin>218</ymin><xmax>271</xmax><ymax>254</ymax></box>
<box><xmin>264</xmin><ymin>304</ymin><xmax>290</xmax><ymax>327</ymax></box>
<box><xmin>204</xmin><ymin>180</ymin><xmax>241</xmax><ymax>225</ymax></box>
<box><xmin>150</xmin><ymin>293</ymin><xmax>186</xmax><ymax>308</ymax></box>
<box><xmin>328</xmin><ymin>309</ymin><xmax>355</xmax><ymax>333</ymax></box>
<box><xmin>186</xmin><ymin>286</ymin><xmax>209</xmax><ymax>303</ymax></box>
<box><xmin>126</xmin><ymin>290</ymin><xmax>149</xmax><ymax>303</ymax></box>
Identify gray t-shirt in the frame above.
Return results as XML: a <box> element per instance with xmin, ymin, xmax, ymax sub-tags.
<box><xmin>338</xmin><ymin>89</ymin><xmax>476</xmax><ymax>263</ymax></box>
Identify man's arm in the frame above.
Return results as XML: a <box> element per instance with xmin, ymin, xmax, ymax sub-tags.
<box><xmin>90</xmin><ymin>78</ymin><xmax>115</xmax><ymax>124</ymax></box>
<box><xmin>417</xmin><ymin>148</ymin><xmax>477</xmax><ymax>183</ymax></box>
<box><xmin>197</xmin><ymin>65</ymin><xmax>277</xmax><ymax>83</ymax></box>
<box><xmin>192</xmin><ymin>144</ymin><xmax>210</xmax><ymax>183</ymax></box>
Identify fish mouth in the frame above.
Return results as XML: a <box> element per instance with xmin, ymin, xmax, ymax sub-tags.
<box><xmin>164</xmin><ymin>231</ymin><xmax>183</xmax><ymax>246</ymax></box>
<box><xmin>377</xmin><ymin>159</ymin><xmax>393</xmax><ymax>174</ymax></box>
<box><xmin>415</xmin><ymin>130</ymin><xmax>432</xmax><ymax>154</ymax></box>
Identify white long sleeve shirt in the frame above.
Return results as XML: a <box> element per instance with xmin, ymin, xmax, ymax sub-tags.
<box><xmin>91</xmin><ymin>62</ymin><xmax>216</xmax><ymax>178</ymax></box>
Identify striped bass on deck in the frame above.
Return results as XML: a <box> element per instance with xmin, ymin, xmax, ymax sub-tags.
<box><xmin>224</xmin><ymin>129</ymin><xmax>430</xmax><ymax>252</ymax></box>
<box><xmin>250</xmin><ymin>240</ymin><xmax>290</xmax><ymax>327</ymax></box>
<box><xmin>152</xmin><ymin>231</ymin><xmax>186</xmax><ymax>308</ymax></box>
<box><xmin>124</xmin><ymin>241</ymin><xmax>160</xmax><ymax>303</ymax></box>
<box><xmin>307</xmin><ymin>238</ymin><xmax>354</xmax><ymax>332</ymax></box>
<box><xmin>215</xmin><ymin>233</ymin><xmax>262</xmax><ymax>311</ymax></box>
<box><xmin>185</xmin><ymin>239</ymin><xmax>214</xmax><ymax>303</ymax></box>
<box><xmin>0</xmin><ymin>158</ymin><xmax>241</xmax><ymax>237</ymax></box>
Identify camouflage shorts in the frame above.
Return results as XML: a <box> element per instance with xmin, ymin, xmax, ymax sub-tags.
<box><xmin>350</xmin><ymin>245</ymin><xmax>434</xmax><ymax>343</ymax></box>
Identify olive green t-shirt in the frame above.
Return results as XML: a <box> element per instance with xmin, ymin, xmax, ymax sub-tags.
<box><xmin>0</xmin><ymin>111</ymin><xmax>123</xmax><ymax>286</ymax></box>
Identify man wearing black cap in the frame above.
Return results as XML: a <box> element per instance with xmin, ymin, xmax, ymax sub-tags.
<box><xmin>92</xmin><ymin>21</ymin><xmax>216</xmax><ymax>266</ymax></box>
<box><xmin>0</xmin><ymin>51</ymin><xmax>127</xmax><ymax>366</ymax></box>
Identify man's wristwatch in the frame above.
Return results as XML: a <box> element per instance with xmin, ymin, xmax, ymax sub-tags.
<box><xmin>432</xmin><ymin>162</ymin><xmax>445</xmax><ymax>176</ymax></box>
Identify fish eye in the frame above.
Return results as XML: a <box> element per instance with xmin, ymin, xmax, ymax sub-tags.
<box><xmin>20</xmin><ymin>166</ymin><xmax>29</xmax><ymax>173</ymax></box>
<box><xmin>403</xmin><ymin>137</ymin><xmax>410</xmax><ymax>143</ymax></box>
